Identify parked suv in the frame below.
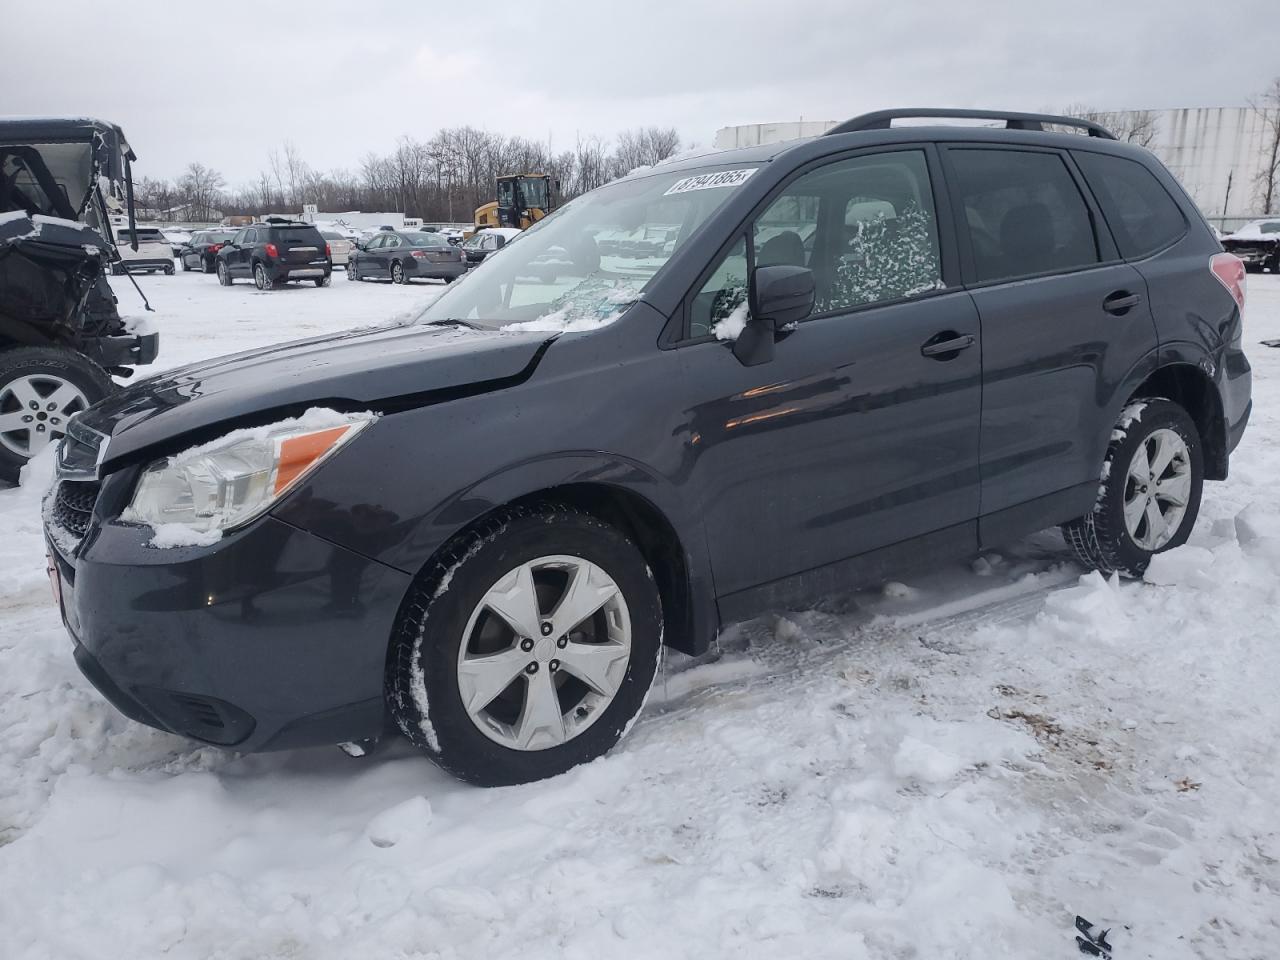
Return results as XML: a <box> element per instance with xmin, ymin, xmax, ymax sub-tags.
<box><xmin>112</xmin><ymin>226</ymin><xmax>174</xmax><ymax>275</ymax></box>
<box><xmin>45</xmin><ymin>110</ymin><xmax>1250</xmax><ymax>786</ymax></box>
<box><xmin>215</xmin><ymin>218</ymin><xmax>331</xmax><ymax>289</ymax></box>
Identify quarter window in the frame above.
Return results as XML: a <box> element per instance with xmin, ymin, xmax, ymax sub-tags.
<box><xmin>949</xmin><ymin>149</ymin><xmax>1099</xmax><ymax>282</ymax></box>
<box><xmin>1074</xmin><ymin>151</ymin><xmax>1186</xmax><ymax>258</ymax></box>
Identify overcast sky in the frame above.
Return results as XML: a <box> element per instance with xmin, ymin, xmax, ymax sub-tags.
<box><xmin>3</xmin><ymin>0</ymin><xmax>1277</xmax><ymax>185</ymax></box>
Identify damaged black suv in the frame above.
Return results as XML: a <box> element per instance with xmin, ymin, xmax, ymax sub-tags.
<box><xmin>0</xmin><ymin>117</ymin><xmax>158</xmax><ymax>482</ymax></box>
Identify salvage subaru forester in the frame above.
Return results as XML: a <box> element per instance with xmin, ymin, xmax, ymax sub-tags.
<box><xmin>45</xmin><ymin>110</ymin><xmax>1250</xmax><ymax>786</ymax></box>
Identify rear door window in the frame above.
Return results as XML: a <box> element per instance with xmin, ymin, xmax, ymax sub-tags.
<box><xmin>1074</xmin><ymin>151</ymin><xmax>1186</xmax><ymax>258</ymax></box>
<box><xmin>947</xmin><ymin>149</ymin><xmax>1100</xmax><ymax>283</ymax></box>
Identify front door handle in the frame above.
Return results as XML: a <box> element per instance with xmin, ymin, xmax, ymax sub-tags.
<box><xmin>920</xmin><ymin>332</ymin><xmax>976</xmax><ymax>359</ymax></box>
<box><xmin>1103</xmin><ymin>291</ymin><xmax>1142</xmax><ymax>315</ymax></box>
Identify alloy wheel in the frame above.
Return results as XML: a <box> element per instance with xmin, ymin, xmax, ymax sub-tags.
<box><xmin>0</xmin><ymin>374</ymin><xmax>90</xmax><ymax>458</ymax></box>
<box><xmin>254</xmin><ymin>264</ymin><xmax>267</xmax><ymax>290</ymax></box>
<box><xmin>392</xmin><ymin>262</ymin><xmax>404</xmax><ymax>284</ymax></box>
<box><xmin>456</xmin><ymin>554</ymin><xmax>632</xmax><ymax>751</ymax></box>
<box><xmin>1123</xmin><ymin>427</ymin><xmax>1192</xmax><ymax>550</ymax></box>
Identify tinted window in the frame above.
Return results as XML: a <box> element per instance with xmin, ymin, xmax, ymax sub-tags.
<box><xmin>949</xmin><ymin>149</ymin><xmax>1099</xmax><ymax>282</ymax></box>
<box><xmin>271</xmin><ymin>225</ymin><xmax>324</xmax><ymax>245</ymax></box>
<box><xmin>408</xmin><ymin>234</ymin><xmax>448</xmax><ymax>248</ymax></box>
<box><xmin>688</xmin><ymin>151</ymin><xmax>943</xmax><ymax>338</ymax></box>
<box><xmin>1074</xmin><ymin>152</ymin><xmax>1186</xmax><ymax>258</ymax></box>
<box><xmin>757</xmin><ymin>150</ymin><xmax>942</xmax><ymax>313</ymax></box>
<box><xmin>243</xmin><ymin>228</ymin><xmax>258</xmax><ymax>244</ymax></box>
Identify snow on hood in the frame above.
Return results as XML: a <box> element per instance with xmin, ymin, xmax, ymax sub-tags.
<box><xmin>1227</xmin><ymin>221</ymin><xmax>1280</xmax><ymax>240</ymax></box>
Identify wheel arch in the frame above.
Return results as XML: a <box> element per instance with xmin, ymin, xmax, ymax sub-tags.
<box><xmin>1124</xmin><ymin>361</ymin><xmax>1226</xmax><ymax>480</ymax></box>
<box><xmin>387</xmin><ymin>468</ymin><xmax>715</xmax><ymax>658</ymax></box>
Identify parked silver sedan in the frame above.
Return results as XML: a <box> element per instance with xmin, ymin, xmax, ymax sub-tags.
<box><xmin>321</xmin><ymin>231</ymin><xmax>354</xmax><ymax>267</ymax></box>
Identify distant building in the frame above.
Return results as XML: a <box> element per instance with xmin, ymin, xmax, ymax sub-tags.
<box><xmin>714</xmin><ymin>107</ymin><xmax>1278</xmax><ymax>230</ymax></box>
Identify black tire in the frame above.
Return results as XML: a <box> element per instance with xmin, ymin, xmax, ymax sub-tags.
<box><xmin>163</xmin><ymin>263</ymin><xmax>175</xmax><ymax>276</ymax></box>
<box><xmin>0</xmin><ymin>347</ymin><xmax>115</xmax><ymax>484</ymax></box>
<box><xmin>1062</xmin><ymin>398</ymin><xmax>1204</xmax><ymax>578</ymax></box>
<box><xmin>314</xmin><ymin>275</ymin><xmax>330</xmax><ymax>287</ymax></box>
<box><xmin>202</xmin><ymin>257</ymin><xmax>215</xmax><ymax>274</ymax></box>
<box><xmin>217</xmin><ymin>261</ymin><xmax>233</xmax><ymax>286</ymax></box>
<box><xmin>391</xmin><ymin>261</ymin><xmax>406</xmax><ymax>284</ymax></box>
<box><xmin>387</xmin><ymin>504</ymin><xmax>663</xmax><ymax>787</ymax></box>
<box><xmin>253</xmin><ymin>263</ymin><xmax>271</xmax><ymax>291</ymax></box>
<box><xmin>347</xmin><ymin>262</ymin><xmax>359</xmax><ymax>281</ymax></box>
<box><xmin>181</xmin><ymin>257</ymin><xmax>191</xmax><ymax>272</ymax></box>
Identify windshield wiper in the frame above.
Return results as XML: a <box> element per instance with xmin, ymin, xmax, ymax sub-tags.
<box><xmin>428</xmin><ymin>318</ymin><xmax>480</xmax><ymax>330</ymax></box>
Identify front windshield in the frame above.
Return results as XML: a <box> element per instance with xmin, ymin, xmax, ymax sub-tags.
<box><xmin>517</xmin><ymin>177</ymin><xmax>550</xmax><ymax>211</ymax></box>
<box><xmin>420</xmin><ymin>163</ymin><xmax>760</xmax><ymax>331</ymax></box>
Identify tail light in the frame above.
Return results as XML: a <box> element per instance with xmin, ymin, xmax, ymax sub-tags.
<box><xmin>325</xmin><ymin>242</ymin><xmax>331</xmax><ymax>256</ymax></box>
<box><xmin>411</xmin><ymin>250</ymin><xmax>429</xmax><ymax>259</ymax></box>
<box><xmin>209</xmin><ymin>243</ymin><xmax>223</xmax><ymax>253</ymax></box>
<box><xmin>1210</xmin><ymin>252</ymin><xmax>1246</xmax><ymax>315</ymax></box>
<box><xmin>264</xmin><ymin>242</ymin><xmax>279</xmax><ymax>259</ymax></box>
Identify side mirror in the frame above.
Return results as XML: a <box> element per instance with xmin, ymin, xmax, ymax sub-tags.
<box><xmin>751</xmin><ymin>265</ymin><xmax>814</xmax><ymax>329</ymax></box>
<box><xmin>732</xmin><ymin>265</ymin><xmax>815</xmax><ymax>367</ymax></box>
<box><xmin>493</xmin><ymin>236</ymin><xmax>507</xmax><ymax>249</ymax></box>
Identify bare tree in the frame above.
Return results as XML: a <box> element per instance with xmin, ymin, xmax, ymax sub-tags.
<box><xmin>176</xmin><ymin>162</ymin><xmax>225</xmax><ymax>221</ymax></box>
<box><xmin>612</xmin><ymin>126</ymin><xmax>682</xmax><ymax>176</ymax></box>
<box><xmin>1063</xmin><ymin>105</ymin><xmax>1159</xmax><ymax>148</ymax></box>
<box><xmin>1249</xmin><ymin>78</ymin><xmax>1280</xmax><ymax>214</ymax></box>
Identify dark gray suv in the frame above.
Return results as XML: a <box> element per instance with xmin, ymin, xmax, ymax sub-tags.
<box><xmin>45</xmin><ymin>109</ymin><xmax>1251</xmax><ymax>786</ymax></box>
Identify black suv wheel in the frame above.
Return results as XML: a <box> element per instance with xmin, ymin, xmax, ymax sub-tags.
<box><xmin>387</xmin><ymin>504</ymin><xmax>663</xmax><ymax>786</ymax></box>
<box><xmin>1062</xmin><ymin>398</ymin><xmax>1204</xmax><ymax>578</ymax></box>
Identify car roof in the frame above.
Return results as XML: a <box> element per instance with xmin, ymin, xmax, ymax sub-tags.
<box><xmin>644</xmin><ymin>114</ymin><xmax>1154</xmax><ymax>180</ymax></box>
<box><xmin>0</xmin><ymin>116</ymin><xmax>134</xmax><ymax>158</ymax></box>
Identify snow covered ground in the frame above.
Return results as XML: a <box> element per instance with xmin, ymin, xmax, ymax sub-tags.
<box><xmin>1</xmin><ymin>268</ymin><xmax>1278</xmax><ymax>959</ymax></box>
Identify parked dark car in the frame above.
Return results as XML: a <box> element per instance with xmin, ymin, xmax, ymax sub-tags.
<box><xmin>1221</xmin><ymin>218</ymin><xmax>1280</xmax><ymax>273</ymax></box>
<box><xmin>460</xmin><ymin>227</ymin><xmax>521</xmax><ymax>268</ymax></box>
<box><xmin>179</xmin><ymin>230</ymin><xmax>237</xmax><ymax>273</ymax></box>
<box><xmin>214</xmin><ymin>219</ymin><xmax>331</xmax><ymax>289</ymax></box>
<box><xmin>0</xmin><ymin>116</ymin><xmax>158</xmax><ymax>483</ymax></box>
<box><xmin>45</xmin><ymin>109</ymin><xmax>1250</xmax><ymax>787</ymax></box>
<box><xmin>346</xmin><ymin>230</ymin><xmax>465</xmax><ymax>284</ymax></box>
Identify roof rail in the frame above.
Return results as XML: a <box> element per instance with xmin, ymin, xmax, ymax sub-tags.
<box><xmin>824</xmin><ymin>109</ymin><xmax>1117</xmax><ymax>140</ymax></box>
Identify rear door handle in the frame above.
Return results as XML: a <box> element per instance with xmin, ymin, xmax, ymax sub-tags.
<box><xmin>1103</xmin><ymin>291</ymin><xmax>1142</xmax><ymax>315</ymax></box>
<box><xmin>920</xmin><ymin>333</ymin><xmax>976</xmax><ymax>359</ymax></box>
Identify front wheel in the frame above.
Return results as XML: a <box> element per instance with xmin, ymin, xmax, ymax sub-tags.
<box><xmin>346</xmin><ymin>262</ymin><xmax>359</xmax><ymax>281</ymax></box>
<box><xmin>1062</xmin><ymin>398</ymin><xmax>1204</xmax><ymax>578</ymax></box>
<box><xmin>0</xmin><ymin>347</ymin><xmax>115</xmax><ymax>484</ymax></box>
<box><xmin>387</xmin><ymin>504</ymin><xmax>663</xmax><ymax>786</ymax></box>
<box><xmin>202</xmin><ymin>257</ymin><xmax>215</xmax><ymax>274</ymax></box>
<box><xmin>391</xmin><ymin>261</ymin><xmax>406</xmax><ymax>284</ymax></box>
<box><xmin>217</xmin><ymin>261</ymin><xmax>232</xmax><ymax>286</ymax></box>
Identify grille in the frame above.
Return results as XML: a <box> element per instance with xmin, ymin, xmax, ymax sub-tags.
<box><xmin>50</xmin><ymin>480</ymin><xmax>101</xmax><ymax>539</ymax></box>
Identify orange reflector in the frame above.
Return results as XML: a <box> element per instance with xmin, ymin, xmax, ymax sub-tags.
<box><xmin>274</xmin><ymin>426</ymin><xmax>351</xmax><ymax>494</ymax></box>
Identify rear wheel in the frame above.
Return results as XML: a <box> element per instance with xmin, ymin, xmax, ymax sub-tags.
<box><xmin>254</xmin><ymin>263</ymin><xmax>271</xmax><ymax>291</ymax></box>
<box><xmin>391</xmin><ymin>261</ymin><xmax>406</xmax><ymax>284</ymax></box>
<box><xmin>387</xmin><ymin>504</ymin><xmax>663</xmax><ymax>786</ymax></box>
<box><xmin>217</xmin><ymin>261</ymin><xmax>232</xmax><ymax>286</ymax></box>
<box><xmin>314</xmin><ymin>275</ymin><xmax>330</xmax><ymax>287</ymax></box>
<box><xmin>202</xmin><ymin>257</ymin><xmax>215</xmax><ymax>274</ymax></box>
<box><xmin>163</xmin><ymin>262</ymin><xmax>175</xmax><ymax>276</ymax></box>
<box><xmin>1062</xmin><ymin>398</ymin><xmax>1204</xmax><ymax>578</ymax></box>
<box><xmin>347</xmin><ymin>262</ymin><xmax>359</xmax><ymax>281</ymax></box>
<box><xmin>0</xmin><ymin>348</ymin><xmax>114</xmax><ymax>484</ymax></box>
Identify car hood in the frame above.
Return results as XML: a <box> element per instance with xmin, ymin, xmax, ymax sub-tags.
<box><xmin>78</xmin><ymin>320</ymin><xmax>553</xmax><ymax>469</ymax></box>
